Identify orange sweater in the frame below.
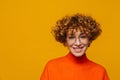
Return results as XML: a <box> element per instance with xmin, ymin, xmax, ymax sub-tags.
<box><xmin>40</xmin><ymin>53</ymin><xmax>109</xmax><ymax>80</ymax></box>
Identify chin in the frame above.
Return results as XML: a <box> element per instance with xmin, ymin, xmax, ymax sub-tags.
<box><xmin>72</xmin><ymin>52</ymin><xmax>84</xmax><ymax>57</ymax></box>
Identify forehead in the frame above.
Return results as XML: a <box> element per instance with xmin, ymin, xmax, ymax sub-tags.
<box><xmin>67</xmin><ymin>27</ymin><xmax>83</xmax><ymax>35</ymax></box>
<box><xmin>67</xmin><ymin>26</ymin><xmax>89</xmax><ymax>35</ymax></box>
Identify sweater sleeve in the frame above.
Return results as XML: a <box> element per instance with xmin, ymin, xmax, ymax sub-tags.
<box><xmin>103</xmin><ymin>70</ymin><xmax>110</xmax><ymax>80</ymax></box>
<box><xmin>40</xmin><ymin>64</ymin><xmax>49</xmax><ymax>80</ymax></box>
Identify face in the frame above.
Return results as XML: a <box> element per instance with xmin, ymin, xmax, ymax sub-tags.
<box><xmin>65</xmin><ymin>29</ymin><xmax>91</xmax><ymax>57</ymax></box>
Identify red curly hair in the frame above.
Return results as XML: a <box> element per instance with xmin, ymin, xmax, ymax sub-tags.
<box><xmin>52</xmin><ymin>13</ymin><xmax>102</xmax><ymax>44</ymax></box>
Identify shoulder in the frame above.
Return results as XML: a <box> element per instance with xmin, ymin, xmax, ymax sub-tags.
<box><xmin>45</xmin><ymin>56</ymin><xmax>66</xmax><ymax>68</ymax></box>
<box><xmin>87</xmin><ymin>60</ymin><xmax>109</xmax><ymax>79</ymax></box>
<box><xmin>88</xmin><ymin>60</ymin><xmax>107</xmax><ymax>73</ymax></box>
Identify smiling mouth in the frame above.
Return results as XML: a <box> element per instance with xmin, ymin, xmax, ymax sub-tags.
<box><xmin>72</xmin><ymin>47</ymin><xmax>84</xmax><ymax>52</ymax></box>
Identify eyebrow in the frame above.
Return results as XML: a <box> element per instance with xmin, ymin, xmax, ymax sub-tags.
<box><xmin>67</xmin><ymin>32</ymin><xmax>86</xmax><ymax>35</ymax></box>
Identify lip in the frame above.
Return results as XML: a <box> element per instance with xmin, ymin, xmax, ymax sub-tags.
<box><xmin>72</xmin><ymin>47</ymin><xmax>84</xmax><ymax>53</ymax></box>
<box><xmin>72</xmin><ymin>46</ymin><xmax>84</xmax><ymax>49</ymax></box>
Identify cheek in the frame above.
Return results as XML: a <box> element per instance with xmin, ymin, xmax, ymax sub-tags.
<box><xmin>66</xmin><ymin>39</ymin><xmax>75</xmax><ymax>46</ymax></box>
<box><xmin>82</xmin><ymin>39</ymin><xmax>90</xmax><ymax>44</ymax></box>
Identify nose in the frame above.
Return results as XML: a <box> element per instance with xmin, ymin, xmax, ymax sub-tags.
<box><xmin>74</xmin><ymin>38</ymin><xmax>81</xmax><ymax>45</ymax></box>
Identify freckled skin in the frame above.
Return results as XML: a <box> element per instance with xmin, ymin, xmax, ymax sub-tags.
<box><xmin>65</xmin><ymin>30</ymin><xmax>91</xmax><ymax>57</ymax></box>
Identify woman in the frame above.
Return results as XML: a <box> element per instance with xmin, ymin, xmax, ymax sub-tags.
<box><xmin>40</xmin><ymin>13</ymin><xmax>109</xmax><ymax>80</ymax></box>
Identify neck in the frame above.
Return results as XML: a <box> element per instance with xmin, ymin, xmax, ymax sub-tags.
<box><xmin>66</xmin><ymin>52</ymin><xmax>89</xmax><ymax>64</ymax></box>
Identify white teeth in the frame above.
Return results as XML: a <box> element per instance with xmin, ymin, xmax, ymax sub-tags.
<box><xmin>73</xmin><ymin>46</ymin><xmax>84</xmax><ymax>49</ymax></box>
<box><xmin>73</xmin><ymin>48</ymin><xmax>82</xmax><ymax>53</ymax></box>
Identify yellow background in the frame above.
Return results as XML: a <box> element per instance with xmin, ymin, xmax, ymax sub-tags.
<box><xmin>0</xmin><ymin>0</ymin><xmax>120</xmax><ymax>80</ymax></box>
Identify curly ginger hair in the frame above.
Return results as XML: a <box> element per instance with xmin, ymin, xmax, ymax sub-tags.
<box><xmin>52</xmin><ymin>13</ymin><xmax>102</xmax><ymax>45</ymax></box>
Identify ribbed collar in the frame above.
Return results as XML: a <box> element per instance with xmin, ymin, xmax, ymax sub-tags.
<box><xmin>65</xmin><ymin>52</ymin><xmax>89</xmax><ymax>64</ymax></box>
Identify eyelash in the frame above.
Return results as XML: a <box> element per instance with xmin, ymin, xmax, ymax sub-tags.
<box><xmin>68</xmin><ymin>35</ymin><xmax>87</xmax><ymax>39</ymax></box>
<box><xmin>68</xmin><ymin>36</ymin><xmax>75</xmax><ymax>39</ymax></box>
<box><xmin>80</xmin><ymin>35</ymin><xmax>87</xmax><ymax>38</ymax></box>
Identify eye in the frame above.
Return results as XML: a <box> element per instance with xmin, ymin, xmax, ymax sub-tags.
<box><xmin>68</xmin><ymin>35</ymin><xmax>75</xmax><ymax>39</ymax></box>
<box><xmin>80</xmin><ymin>35</ymin><xmax>88</xmax><ymax>38</ymax></box>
